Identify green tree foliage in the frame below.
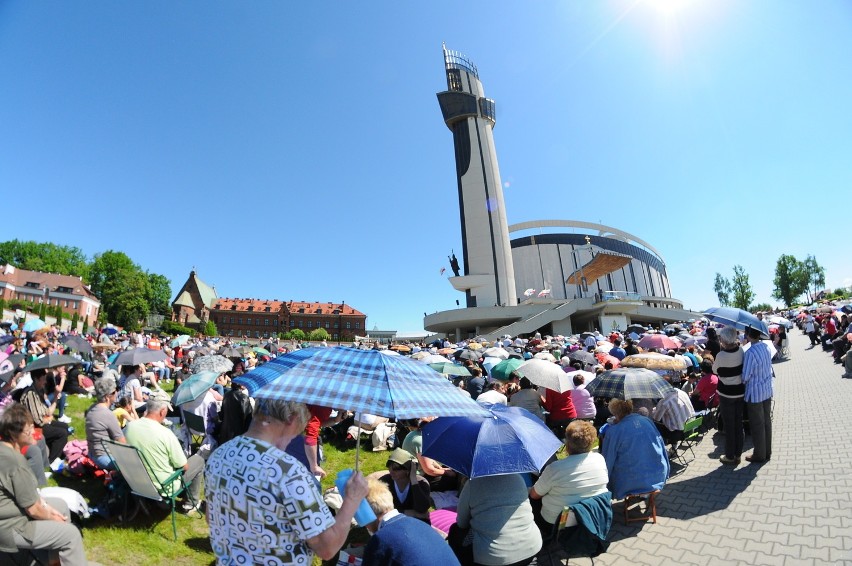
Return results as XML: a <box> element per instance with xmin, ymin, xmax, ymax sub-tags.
<box><xmin>0</xmin><ymin>298</ymin><xmax>6</xmax><ymax>312</ymax></box>
<box><xmin>71</xmin><ymin>312</ymin><xmax>79</xmax><ymax>330</ymax></box>
<box><xmin>146</xmin><ymin>273</ymin><xmax>173</xmax><ymax>316</ymax></box>
<box><xmin>0</xmin><ymin>240</ymin><xmax>89</xmax><ymax>279</ymax></box>
<box><xmin>162</xmin><ymin>320</ymin><xmax>195</xmax><ymax>336</ymax></box>
<box><xmin>772</xmin><ymin>255</ymin><xmax>807</xmax><ymax>308</ymax></box>
<box><xmin>308</xmin><ymin>327</ymin><xmax>330</xmax><ymax>341</ymax></box>
<box><xmin>751</xmin><ymin>302</ymin><xmax>773</xmax><ymax>313</ymax></box>
<box><xmin>290</xmin><ymin>328</ymin><xmax>306</xmax><ymax>341</ymax></box>
<box><xmin>82</xmin><ymin>317</ymin><xmax>89</xmax><ymax>333</ymax></box>
<box><xmin>801</xmin><ymin>255</ymin><xmax>825</xmax><ymax>304</ymax></box>
<box><xmin>89</xmin><ymin>251</ymin><xmax>150</xmax><ymax>331</ymax></box>
<box><xmin>55</xmin><ymin>305</ymin><xmax>64</xmax><ymax>326</ymax></box>
<box><xmin>713</xmin><ymin>273</ymin><xmax>731</xmax><ymax>307</ymax></box>
<box><xmin>203</xmin><ymin>320</ymin><xmax>218</xmax><ymax>337</ymax></box>
<box><xmin>730</xmin><ymin>265</ymin><xmax>755</xmax><ymax>310</ymax></box>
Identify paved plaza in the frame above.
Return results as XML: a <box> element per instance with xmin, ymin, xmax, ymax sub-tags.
<box><xmin>552</xmin><ymin>329</ymin><xmax>852</xmax><ymax>566</ymax></box>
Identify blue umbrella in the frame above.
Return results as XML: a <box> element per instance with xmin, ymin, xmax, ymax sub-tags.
<box><xmin>22</xmin><ymin>318</ymin><xmax>46</xmax><ymax>333</ymax></box>
<box><xmin>421</xmin><ymin>402</ymin><xmax>562</xmax><ymax>478</ymax></box>
<box><xmin>102</xmin><ymin>326</ymin><xmax>119</xmax><ymax>336</ymax></box>
<box><xmin>236</xmin><ymin>347</ymin><xmax>489</xmax><ymax>420</ymax></box>
<box><xmin>169</xmin><ymin>334</ymin><xmax>190</xmax><ymax>348</ymax></box>
<box><xmin>703</xmin><ymin>307</ymin><xmax>770</xmax><ymax>339</ymax></box>
<box><xmin>171</xmin><ymin>371</ymin><xmax>220</xmax><ymax>406</ymax></box>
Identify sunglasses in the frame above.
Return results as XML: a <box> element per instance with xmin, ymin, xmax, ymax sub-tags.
<box><xmin>387</xmin><ymin>463</ymin><xmax>407</xmax><ymax>472</ymax></box>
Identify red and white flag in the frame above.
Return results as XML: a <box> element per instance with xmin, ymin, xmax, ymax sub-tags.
<box><xmin>523</xmin><ymin>288</ymin><xmax>536</xmax><ymax>297</ymax></box>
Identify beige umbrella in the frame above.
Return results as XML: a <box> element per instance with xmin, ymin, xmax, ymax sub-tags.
<box><xmin>620</xmin><ymin>353</ymin><xmax>687</xmax><ymax>371</ymax></box>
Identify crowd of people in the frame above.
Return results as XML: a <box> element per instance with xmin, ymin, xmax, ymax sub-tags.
<box><xmin>1</xmin><ymin>302</ymin><xmax>848</xmax><ymax>565</ymax></box>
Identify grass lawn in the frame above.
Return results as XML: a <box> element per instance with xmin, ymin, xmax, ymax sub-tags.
<box><xmin>55</xmin><ymin>385</ymin><xmax>391</xmax><ymax>566</ymax></box>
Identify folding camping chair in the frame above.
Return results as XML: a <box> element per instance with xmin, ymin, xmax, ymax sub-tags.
<box><xmin>182</xmin><ymin>410</ymin><xmax>206</xmax><ymax>453</ymax></box>
<box><xmin>673</xmin><ymin>415</ymin><xmax>703</xmax><ymax>465</ymax></box>
<box><xmin>102</xmin><ymin>439</ymin><xmax>199</xmax><ymax>540</ymax></box>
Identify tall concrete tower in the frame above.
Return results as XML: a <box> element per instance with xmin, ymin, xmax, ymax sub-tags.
<box><xmin>437</xmin><ymin>45</ymin><xmax>517</xmax><ymax>308</ymax></box>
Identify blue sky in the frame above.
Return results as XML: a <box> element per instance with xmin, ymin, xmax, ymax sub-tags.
<box><xmin>1</xmin><ymin>1</ymin><xmax>849</xmax><ymax>333</ymax></box>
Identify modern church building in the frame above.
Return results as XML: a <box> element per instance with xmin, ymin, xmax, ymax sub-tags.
<box><xmin>424</xmin><ymin>46</ymin><xmax>697</xmax><ymax>341</ymax></box>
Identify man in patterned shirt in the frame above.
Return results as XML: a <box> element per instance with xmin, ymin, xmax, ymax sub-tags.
<box><xmin>741</xmin><ymin>327</ymin><xmax>774</xmax><ymax>464</ymax></box>
<box><xmin>205</xmin><ymin>398</ymin><xmax>368</xmax><ymax>565</ymax></box>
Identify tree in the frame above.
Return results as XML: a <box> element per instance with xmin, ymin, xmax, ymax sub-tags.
<box><xmin>801</xmin><ymin>255</ymin><xmax>825</xmax><ymax>304</ymax></box>
<box><xmin>0</xmin><ymin>240</ymin><xmax>89</xmax><ymax>279</ymax></box>
<box><xmin>71</xmin><ymin>312</ymin><xmax>79</xmax><ymax>330</ymax></box>
<box><xmin>82</xmin><ymin>317</ymin><xmax>89</xmax><ymax>334</ymax></box>
<box><xmin>751</xmin><ymin>302</ymin><xmax>773</xmax><ymax>313</ymax></box>
<box><xmin>730</xmin><ymin>265</ymin><xmax>755</xmax><ymax>310</ymax></box>
<box><xmin>713</xmin><ymin>273</ymin><xmax>731</xmax><ymax>307</ymax></box>
<box><xmin>146</xmin><ymin>272</ymin><xmax>173</xmax><ymax>316</ymax></box>
<box><xmin>309</xmin><ymin>327</ymin><xmax>330</xmax><ymax>341</ymax></box>
<box><xmin>290</xmin><ymin>328</ymin><xmax>306</xmax><ymax>341</ymax></box>
<box><xmin>772</xmin><ymin>255</ymin><xmax>807</xmax><ymax>308</ymax></box>
<box><xmin>55</xmin><ymin>305</ymin><xmax>64</xmax><ymax>327</ymax></box>
<box><xmin>89</xmin><ymin>251</ymin><xmax>151</xmax><ymax>330</ymax></box>
<box><xmin>203</xmin><ymin>320</ymin><xmax>218</xmax><ymax>337</ymax></box>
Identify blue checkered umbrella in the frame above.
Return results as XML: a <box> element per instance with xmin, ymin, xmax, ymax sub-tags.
<box><xmin>236</xmin><ymin>347</ymin><xmax>489</xmax><ymax>419</ymax></box>
<box><xmin>585</xmin><ymin>367</ymin><xmax>674</xmax><ymax>400</ymax></box>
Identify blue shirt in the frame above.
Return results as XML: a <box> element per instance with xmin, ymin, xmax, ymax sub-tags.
<box><xmin>362</xmin><ymin>512</ymin><xmax>460</xmax><ymax>566</ymax></box>
<box><xmin>601</xmin><ymin>414</ymin><xmax>669</xmax><ymax>499</ymax></box>
<box><xmin>610</xmin><ymin>347</ymin><xmax>626</xmax><ymax>360</ymax></box>
<box><xmin>741</xmin><ymin>341</ymin><xmax>773</xmax><ymax>403</ymax></box>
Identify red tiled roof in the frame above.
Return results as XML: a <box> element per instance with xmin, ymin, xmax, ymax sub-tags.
<box><xmin>286</xmin><ymin>301</ymin><xmax>365</xmax><ymax>317</ymax></box>
<box><xmin>0</xmin><ymin>264</ymin><xmax>99</xmax><ymax>300</ymax></box>
<box><xmin>213</xmin><ymin>298</ymin><xmax>285</xmax><ymax>312</ymax></box>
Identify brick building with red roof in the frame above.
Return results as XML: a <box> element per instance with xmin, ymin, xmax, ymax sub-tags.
<box><xmin>0</xmin><ymin>264</ymin><xmax>101</xmax><ymax>323</ymax></box>
<box><xmin>210</xmin><ymin>297</ymin><xmax>366</xmax><ymax>341</ymax></box>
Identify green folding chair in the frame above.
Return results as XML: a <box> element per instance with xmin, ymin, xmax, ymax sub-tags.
<box><xmin>102</xmin><ymin>439</ymin><xmax>198</xmax><ymax>540</ymax></box>
<box><xmin>674</xmin><ymin>415</ymin><xmax>703</xmax><ymax>465</ymax></box>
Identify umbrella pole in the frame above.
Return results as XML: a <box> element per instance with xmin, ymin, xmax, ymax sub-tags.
<box><xmin>354</xmin><ymin>432</ymin><xmax>361</xmax><ymax>473</ymax></box>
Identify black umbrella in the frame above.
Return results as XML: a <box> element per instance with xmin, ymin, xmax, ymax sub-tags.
<box><xmin>113</xmin><ymin>347</ymin><xmax>168</xmax><ymax>367</ymax></box>
<box><xmin>626</xmin><ymin>324</ymin><xmax>647</xmax><ymax>335</ymax></box>
<box><xmin>219</xmin><ymin>346</ymin><xmax>243</xmax><ymax>358</ymax></box>
<box><xmin>262</xmin><ymin>342</ymin><xmax>278</xmax><ymax>353</ymax></box>
<box><xmin>60</xmin><ymin>335</ymin><xmax>93</xmax><ymax>354</ymax></box>
<box><xmin>567</xmin><ymin>350</ymin><xmax>597</xmax><ymax>367</ymax></box>
<box><xmin>0</xmin><ymin>354</ymin><xmax>26</xmax><ymax>385</ymax></box>
<box><xmin>0</xmin><ymin>335</ymin><xmax>15</xmax><ymax>346</ymax></box>
<box><xmin>23</xmin><ymin>354</ymin><xmax>81</xmax><ymax>373</ymax></box>
<box><xmin>455</xmin><ymin>349</ymin><xmax>480</xmax><ymax>362</ymax></box>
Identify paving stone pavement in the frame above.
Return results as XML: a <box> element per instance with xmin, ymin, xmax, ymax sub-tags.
<box><xmin>547</xmin><ymin>330</ymin><xmax>852</xmax><ymax>566</ymax></box>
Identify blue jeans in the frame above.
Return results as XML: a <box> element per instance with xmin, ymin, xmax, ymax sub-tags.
<box><xmin>93</xmin><ymin>453</ymin><xmax>116</xmax><ymax>470</ymax></box>
<box><xmin>155</xmin><ymin>367</ymin><xmax>172</xmax><ymax>381</ymax></box>
<box><xmin>46</xmin><ymin>391</ymin><xmax>67</xmax><ymax>418</ymax></box>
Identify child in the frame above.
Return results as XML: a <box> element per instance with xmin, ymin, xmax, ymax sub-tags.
<box><xmin>113</xmin><ymin>396</ymin><xmax>138</xmax><ymax>429</ymax></box>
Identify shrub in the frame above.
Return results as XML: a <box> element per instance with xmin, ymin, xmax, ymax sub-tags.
<box><xmin>161</xmin><ymin>320</ymin><xmax>195</xmax><ymax>336</ymax></box>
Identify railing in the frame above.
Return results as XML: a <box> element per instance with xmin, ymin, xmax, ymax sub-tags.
<box><xmin>443</xmin><ymin>47</ymin><xmax>479</xmax><ymax>78</ymax></box>
<box><xmin>596</xmin><ymin>291</ymin><xmax>643</xmax><ymax>303</ymax></box>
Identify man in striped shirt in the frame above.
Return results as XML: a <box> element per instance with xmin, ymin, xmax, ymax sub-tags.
<box><xmin>741</xmin><ymin>327</ymin><xmax>774</xmax><ymax>464</ymax></box>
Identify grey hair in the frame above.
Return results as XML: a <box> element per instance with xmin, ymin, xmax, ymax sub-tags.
<box><xmin>145</xmin><ymin>396</ymin><xmax>171</xmax><ymax>415</ymax></box>
<box><xmin>254</xmin><ymin>398</ymin><xmax>310</xmax><ymax>428</ymax></box>
<box><xmin>365</xmin><ymin>478</ymin><xmax>395</xmax><ymax>516</ymax></box>
<box><xmin>719</xmin><ymin>327</ymin><xmax>739</xmax><ymax>347</ymax></box>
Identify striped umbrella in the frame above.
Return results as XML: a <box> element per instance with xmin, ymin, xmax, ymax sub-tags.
<box><xmin>235</xmin><ymin>347</ymin><xmax>489</xmax><ymax>470</ymax></box>
<box><xmin>236</xmin><ymin>347</ymin><xmax>488</xmax><ymax>419</ymax></box>
<box><xmin>585</xmin><ymin>367</ymin><xmax>675</xmax><ymax>400</ymax></box>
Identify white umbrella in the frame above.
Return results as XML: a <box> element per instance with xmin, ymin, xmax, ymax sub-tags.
<box><xmin>481</xmin><ymin>356</ymin><xmax>503</xmax><ymax>377</ymax></box>
<box><xmin>594</xmin><ymin>341</ymin><xmax>613</xmax><ymax>353</ymax></box>
<box><xmin>742</xmin><ymin>339</ymin><xmax>777</xmax><ymax>360</ymax></box>
<box><xmin>410</xmin><ymin>351</ymin><xmax>431</xmax><ymax>360</ymax></box>
<box><xmin>533</xmin><ymin>351</ymin><xmax>557</xmax><ymax>362</ymax></box>
<box><xmin>516</xmin><ymin>359</ymin><xmax>573</xmax><ymax>393</ymax></box>
<box><xmin>378</xmin><ymin>349</ymin><xmax>401</xmax><ymax>356</ymax></box>
<box><xmin>418</xmin><ymin>353</ymin><xmax>450</xmax><ymax>365</ymax></box>
<box><xmin>483</xmin><ymin>347</ymin><xmax>510</xmax><ymax>360</ymax></box>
